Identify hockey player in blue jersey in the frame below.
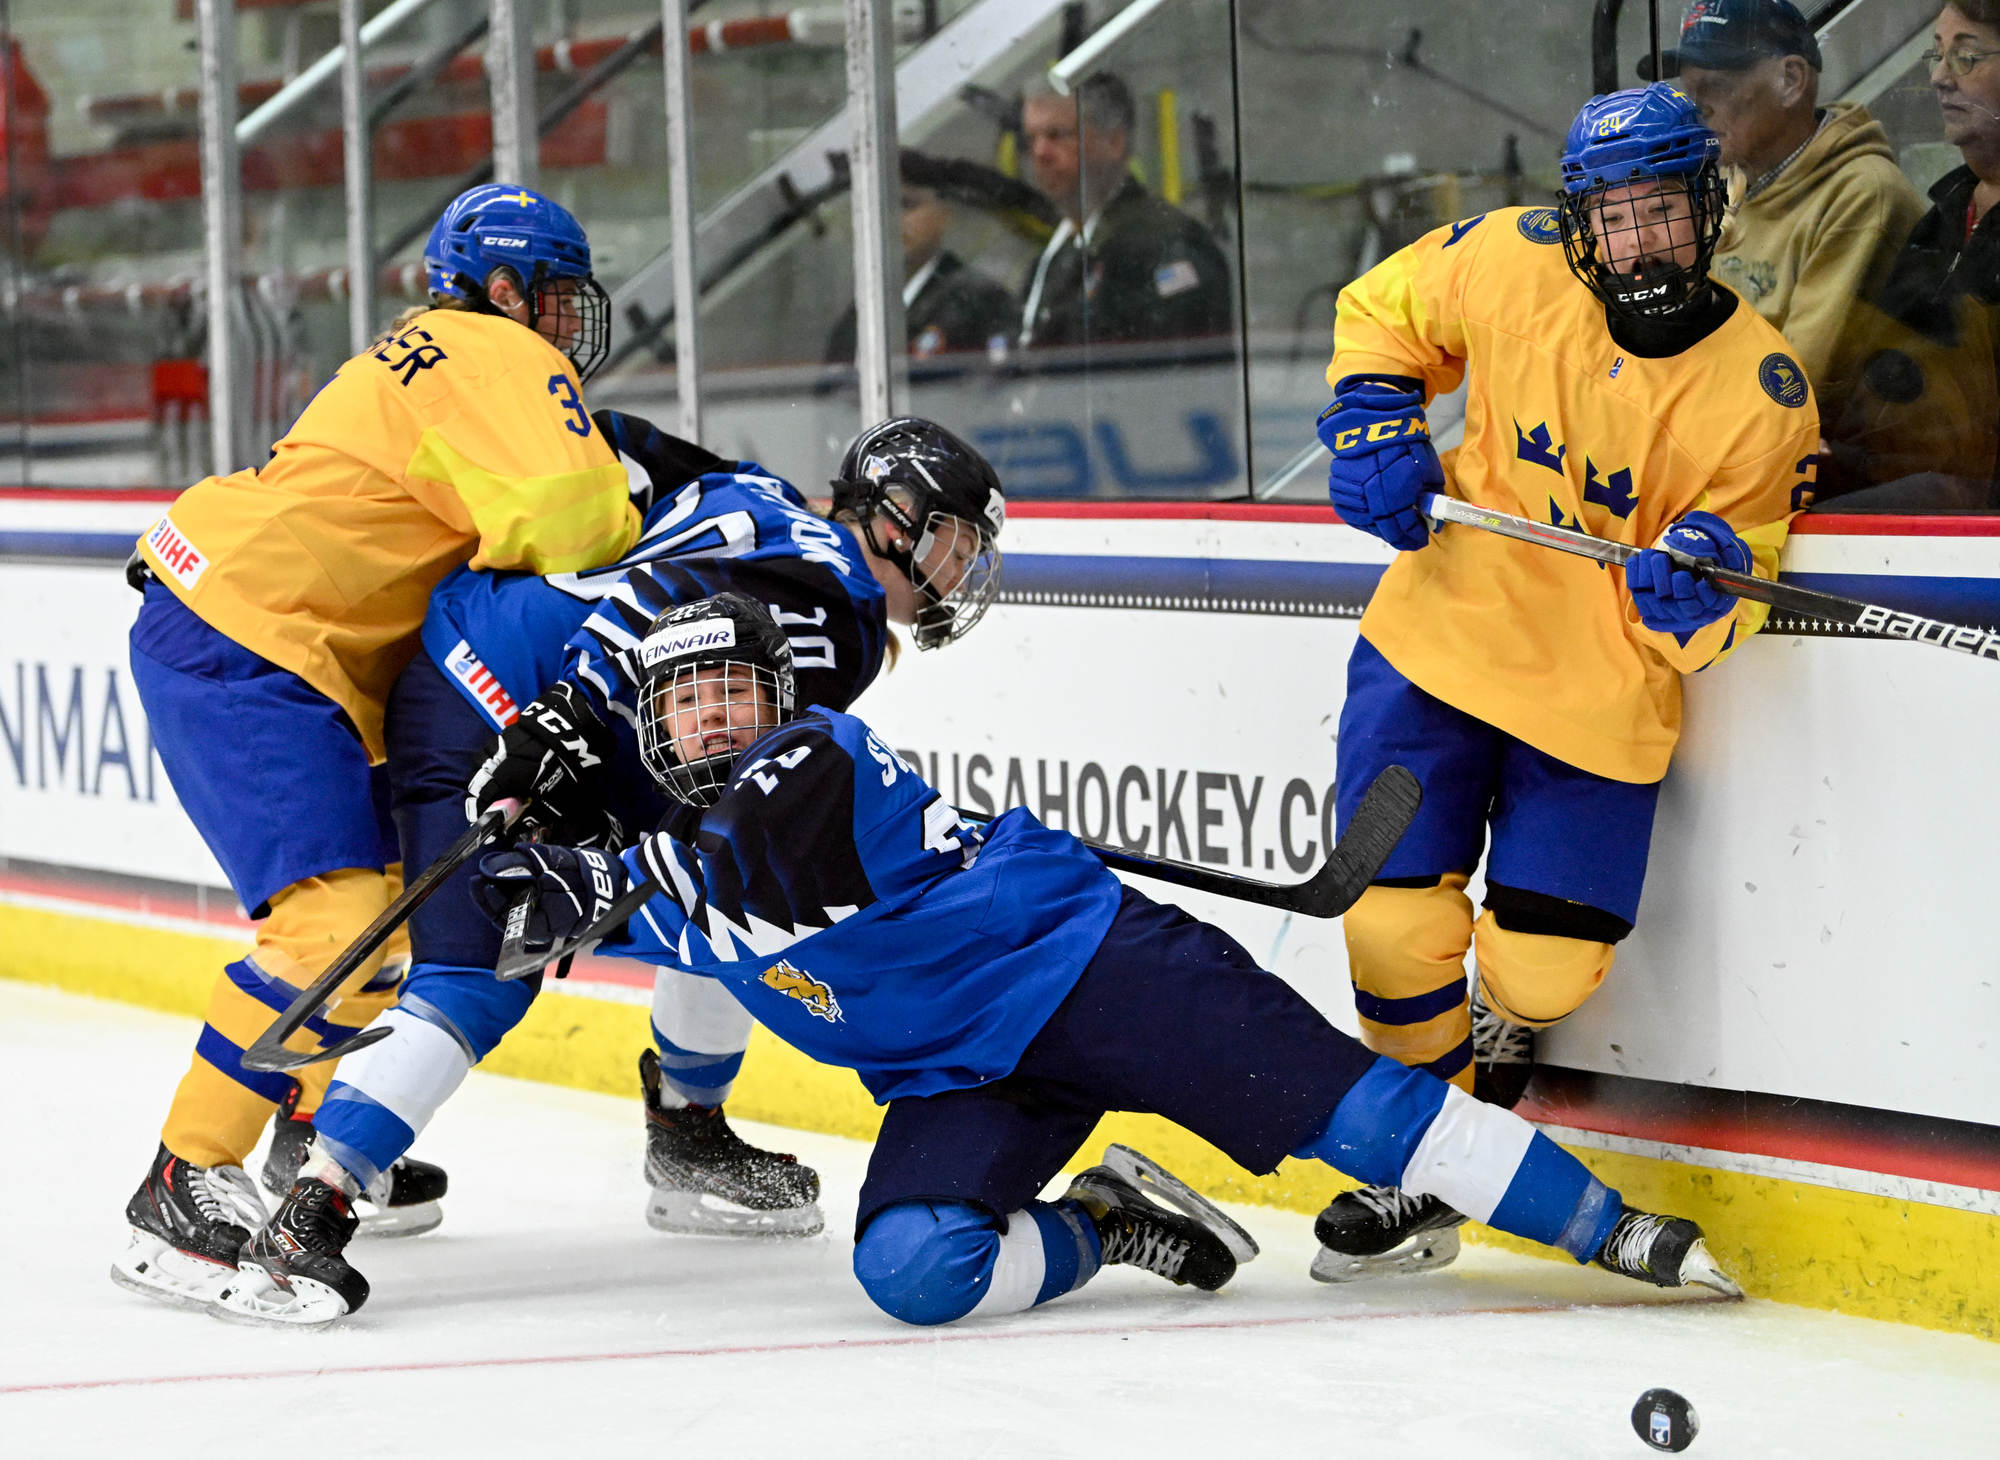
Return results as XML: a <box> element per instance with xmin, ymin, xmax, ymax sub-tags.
<box><xmin>233</xmin><ymin>592</ymin><xmax>1741</xmax><ymax>1325</ymax></box>
<box><xmin>228</xmin><ymin>419</ymin><xmax>1004</xmax><ymax>1316</ymax></box>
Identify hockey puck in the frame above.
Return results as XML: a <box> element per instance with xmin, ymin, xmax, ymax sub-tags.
<box><xmin>1631</xmin><ymin>1388</ymin><xmax>1698</xmax><ymax>1452</ymax></box>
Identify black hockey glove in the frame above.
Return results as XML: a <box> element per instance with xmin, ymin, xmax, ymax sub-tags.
<box><xmin>473</xmin><ymin>844</ymin><xmax>632</xmax><ymax>952</ymax></box>
<box><xmin>464</xmin><ymin>680</ymin><xmax>617</xmax><ymax>834</ymax></box>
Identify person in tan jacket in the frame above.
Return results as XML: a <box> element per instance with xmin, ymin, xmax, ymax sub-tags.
<box><xmin>1676</xmin><ymin>0</ymin><xmax>1927</xmax><ymax>481</ymax></box>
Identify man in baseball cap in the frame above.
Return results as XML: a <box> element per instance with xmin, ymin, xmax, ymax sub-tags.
<box><xmin>1669</xmin><ymin>0</ymin><xmax>1924</xmax><ymax>492</ymax></box>
<box><xmin>1677</xmin><ymin>0</ymin><xmax>1822</xmax><ymax>71</ymax></box>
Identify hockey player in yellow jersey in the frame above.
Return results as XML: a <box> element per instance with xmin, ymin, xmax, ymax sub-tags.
<box><xmin>113</xmin><ymin>184</ymin><xmax>640</xmax><ymax>1310</ymax></box>
<box><xmin>1309</xmin><ymin>84</ymin><xmax>1819</xmax><ymax>1281</ymax></box>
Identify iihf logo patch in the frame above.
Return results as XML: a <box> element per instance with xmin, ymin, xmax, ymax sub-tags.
<box><xmin>1758</xmin><ymin>352</ymin><xmax>1809</xmax><ymax>409</ymax></box>
<box><xmin>1516</xmin><ymin>207</ymin><xmax>1561</xmax><ymax>244</ymax></box>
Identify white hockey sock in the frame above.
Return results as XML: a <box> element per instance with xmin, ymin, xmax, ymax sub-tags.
<box><xmin>650</xmin><ymin>964</ymin><xmax>754</xmax><ymax>1106</ymax></box>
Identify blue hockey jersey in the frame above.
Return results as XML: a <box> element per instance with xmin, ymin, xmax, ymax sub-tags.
<box><xmin>603</xmin><ymin>709</ymin><xmax>1124</xmax><ymax>1102</ymax></box>
<box><xmin>419</xmin><ymin>411</ymin><xmax>889</xmax><ymax>729</ymax></box>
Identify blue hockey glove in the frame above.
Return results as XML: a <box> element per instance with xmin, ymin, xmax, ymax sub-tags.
<box><xmin>473</xmin><ymin>844</ymin><xmax>630</xmax><ymax>951</ymax></box>
<box><xmin>1626</xmin><ymin>510</ymin><xmax>1754</xmax><ymax>635</ymax></box>
<box><xmin>1318</xmin><ymin>377</ymin><xmax>1443</xmax><ymax>552</ymax></box>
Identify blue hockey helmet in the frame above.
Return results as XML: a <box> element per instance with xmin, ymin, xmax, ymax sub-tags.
<box><xmin>1556</xmin><ymin>84</ymin><xmax>1725</xmax><ymax>320</ymax></box>
<box><xmin>423</xmin><ymin>183</ymin><xmax>611</xmax><ymax>380</ymax></box>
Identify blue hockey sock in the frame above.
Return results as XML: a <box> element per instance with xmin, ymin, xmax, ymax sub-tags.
<box><xmin>1297</xmin><ymin>1054</ymin><xmax>1623</xmax><ymax>1262</ymax></box>
<box><xmin>648</xmin><ymin>1025</ymin><xmax>745</xmax><ymax>1106</ymax></box>
<box><xmin>309</xmin><ymin>963</ymin><xmax>531</xmax><ymax>1187</ymax></box>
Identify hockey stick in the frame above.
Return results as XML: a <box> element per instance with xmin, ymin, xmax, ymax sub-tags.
<box><xmin>493</xmin><ymin>883</ymin><xmax>584</xmax><ymax>983</ymax></box>
<box><xmin>488</xmin><ymin>764</ymin><xmax>1424</xmax><ymax>979</ymax></box>
<box><xmin>1058</xmin><ymin>764</ymin><xmax>1421</xmax><ymax>917</ymax></box>
<box><xmin>1419</xmin><ymin>493</ymin><xmax>2000</xmax><ymax>663</ymax></box>
<box><xmin>494</xmin><ymin>876</ymin><xmax>659</xmax><ymax>982</ymax></box>
<box><xmin>240</xmin><ymin>798</ymin><xmax>527</xmax><ymax>1073</ymax></box>
<box><xmin>961</xmin><ymin>763</ymin><xmax>1422</xmax><ymax>918</ymax></box>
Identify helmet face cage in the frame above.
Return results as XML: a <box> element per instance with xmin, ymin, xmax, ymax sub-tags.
<box><xmin>829</xmin><ymin>417</ymin><xmax>1006</xmax><ymax>651</ymax></box>
<box><xmin>523</xmin><ymin>266</ymin><xmax>612</xmax><ymax>383</ymax></box>
<box><xmin>905</xmin><ymin>502</ymin><xmax>1002</xmax><ymax>649</ymax></box>
<box><xmin>638</xmin><ymin>659</ymin><xmax>792</xmax><ymax>808</ymax></box>
<box><xmin>1557</xmin><ymin>167</ymin><xmax>1726</xmax><ymax>320</ymax></box>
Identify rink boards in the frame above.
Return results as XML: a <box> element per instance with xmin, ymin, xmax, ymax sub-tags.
<box><xmin>1</xmin><ymin>493</ymin><xmax>1996</xmax><ymax>1338</ymax></box>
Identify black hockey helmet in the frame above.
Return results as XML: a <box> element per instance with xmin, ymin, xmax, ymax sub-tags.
<box><xmin>635</xmin><ymin>592</ymin><xmax>797</xmax><ymax>808</ymax></box>
<box><xmin>829</xmin><ymin>416</ymin><xmax>1005</xmax><ymax>650</ymax></box>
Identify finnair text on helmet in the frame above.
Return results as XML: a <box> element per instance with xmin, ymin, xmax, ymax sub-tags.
<box><xmin>640</xmin><ymin>620</ymin><xmax>738</xmax><ymax>665</ymax></box>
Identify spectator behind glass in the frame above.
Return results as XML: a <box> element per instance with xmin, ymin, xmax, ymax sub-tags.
<box><xmin>825</xmin><ymin>152</ymin><xmax>1019</xmax><ymax>365</ymax></box>
<box><xmin>1676</xmin><ymin>0</ymin><xmax>1925</xmax><ymax>480</ymax></box>
<box><xmin>1820</xmin><ymin>3</ymin><xmax>2000</xmax><ymax>506</ymax></box>
<box><xmin>1016</xmin><ymin>71</ymin><xmax>1232</xmax><ymax>350</ymax></box>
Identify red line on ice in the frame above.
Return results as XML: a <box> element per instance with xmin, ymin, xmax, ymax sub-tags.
<box><xmin>2</xmin><ymin>1293</ymin><xmax>1730</xmax><ymax>1395</ymax></box>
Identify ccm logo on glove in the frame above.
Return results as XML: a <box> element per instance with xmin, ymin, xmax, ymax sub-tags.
<box><xmin>1322</xmin><ymin>414</ymin><xmax>1432</xmax><ymax>453</ymax></box>
<box><xmin>1319</xmin><ymin>375</ymin><xmax>1443</xmax><ymax>554</ymax></box>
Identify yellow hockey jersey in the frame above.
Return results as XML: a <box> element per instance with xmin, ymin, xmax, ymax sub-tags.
<box><xmin>1330</xmin><ymin>206</ymin><xmax>1820</xmax><ymax>784</ymax></box>
<box><xmin>137</xmin><ymin>309</ymin><xmax>638</xmax><ymax>761</ymax></box>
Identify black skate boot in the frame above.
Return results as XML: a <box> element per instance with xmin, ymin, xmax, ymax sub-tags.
<box><xmin>1309</xmin><ymin>1185</ymin><xmax>1468</xmax><ymax>1282</ymax></box>
<box><xmin>1063</xmin><ymin>1145</ymin><xmax>1258</xmax><ymax>1292</ymax></box>
<box><xmin>111</xmin><ymin>1143</ymin><xmax>269</xmax><ymax>1309</ymax></box>
<box><xmin>1470</xmin><ymin>983</ymin><xmax>1536</xmax><ymax>1109</ymax></box>
<box><xmin>263</xmin><ymin>1080</ymin><xmax>448</xmax><ymax>1238</ymax></box>
<box><xmin>215</xmin><ymin>1177</ymin><xmax>371</xmax><ymax>1327</ymax></box>
<box><xmin>1592</xmin><ymin>1208</ymin><xmax>1742</xmax><ymax>1296</ymax></box>
<box><xmin>639</xmin><ymin>1048</ymin><xmax>824</xmax><ymax>1237</ymax></box>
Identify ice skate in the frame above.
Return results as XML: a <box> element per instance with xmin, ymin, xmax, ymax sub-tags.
<box><xmin>262</xmin><ymin>1082</ymin><xmax>448</xmax><ymax>1238</ymax></box>
<box><xmin>1592</xmin><ymin>1208</ymin><xmax>1743</xmax><ymax>1297</ymax></box>
<box><xmin>1064</xmin><ymin>1144</ymin><xmax>1257</xmax><ymax>1292</ymax></box>
<box><xmin>639</xmin><ymin>1048</ymin><xmax>824</xmax><ymax>1237</ymax></box>
<box><xmin>1309</xmin><ymin>1184</ymin><xmax>1467</xmax><ymax>1282</ymax></box>
<box><xmin>214</xmin><ymin>1177</ymin><xmax>369</xmax><ymax>1328</ymax></box>
<box><xmin>110</xmin><ymin>1143</ymin><xmax>269</xmax><ymax>1309</ymax></box>
<box><xmin>1470</xmin><ymin>982</ymin><xmax>1536</xmax><ymax>1109</ymax></box>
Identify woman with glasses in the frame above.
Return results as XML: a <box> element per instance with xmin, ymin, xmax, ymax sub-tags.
<box><xmin>1821</xmin><ymin>5</ymin><xmax>2000</xmax><ymax>503</ymax></box>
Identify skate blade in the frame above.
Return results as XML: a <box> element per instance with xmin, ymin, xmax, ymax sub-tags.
<box><xmin>211</xmin><ymin>1266</ymin><xmax>352</xmax><ymax>1329</ymax></box>
<box><xmin>646</xmin><ymin>1187</ymin><xmax>825</xmax><ymax>1239</ymax></box>
<box><xmin>1309</xmin><ymin>1225</ymin><xmax>1462</xmax><ymax>1283</ymax></box>
<box><xmin>1099</xmin><ymin>1143</ymin><xmax>1260</xmax><ymax>1264</ymax></box>
<box><xmin>354</xmin><ymin>1199</ymin><xmax>443</xmax><ymax>1240</ymax></box>
<box><xmin>108</xmin><ymin>1229</ymin><xmax>238</xmax><ymax>1310</ymax></box>
<box><xmin>1677</xmin><ymin>1238</ymin><xmax>1744</xmax><ymax>1298</ymax></box>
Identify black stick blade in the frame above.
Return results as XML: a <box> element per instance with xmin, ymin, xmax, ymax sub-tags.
<box><xmin>243</xmin><ymin>1022</ymin><xmax>393</xmax><ymax>1074</ymax></box>
<box><xmin>1304</xmin><ymin>765</ymin><xmax>1423</xmax><ymax>918</ymax></box>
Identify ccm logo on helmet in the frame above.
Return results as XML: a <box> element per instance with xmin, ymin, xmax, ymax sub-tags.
<box><xmin>640</xmin><ymin>620</ymin><xmax>737</xmax><ymax>666</ymax></box>
<box><xmin>480</xmin><ymin>235</ymin><xmax>529</xmax><ymax>248</ymax></box>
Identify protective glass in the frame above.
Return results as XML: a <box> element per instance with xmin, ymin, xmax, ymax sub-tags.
<box><xmin>638</xmin><ymin>661</ymin><xmax>789</xmax><ymax>808</ymax></box>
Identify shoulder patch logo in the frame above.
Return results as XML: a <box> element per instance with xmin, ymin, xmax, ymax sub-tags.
<box><xmin>1516</xmin><ymin>207</ymin><xmax>1562</xmax><ymax>245</ymax></box>
<box><xmin>1759</xmin><ymin>353</ymin><xmax>1809</xmax><ymax>409</ymax></box>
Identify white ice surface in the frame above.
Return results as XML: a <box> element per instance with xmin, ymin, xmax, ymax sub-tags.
<box><xmin>5</xmin><ymin>981</ymin><xmax>1995</xmax><ymax>1457</ymax></box>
